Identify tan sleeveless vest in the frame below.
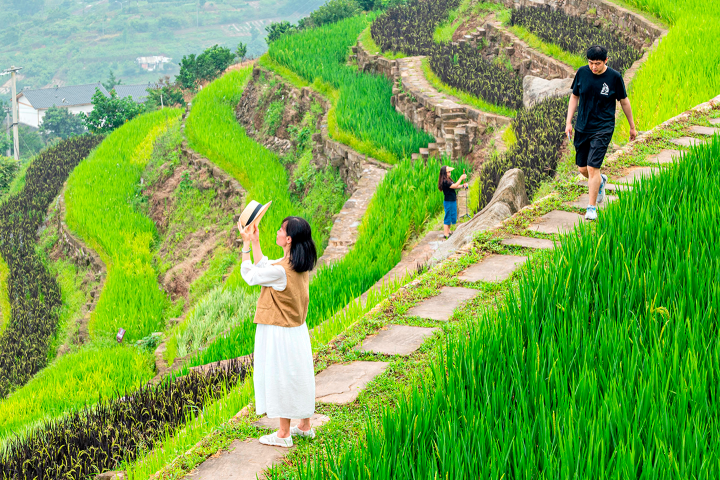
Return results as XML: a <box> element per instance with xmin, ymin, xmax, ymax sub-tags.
<box><xmin>254</xmin><ymin>256</ymin><xmax>309</xmax><ymax>328</ymax></box>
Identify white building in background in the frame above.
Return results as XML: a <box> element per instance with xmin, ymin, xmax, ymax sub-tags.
<box><xmin>16</xmin><ymin>83</ymin><xmax>154</xmax><ymax>128</ymax></box>
<box><xmin>136</xmin><ymin>56</ymin><xmax>171</xmax><ymax>72</ymax></box>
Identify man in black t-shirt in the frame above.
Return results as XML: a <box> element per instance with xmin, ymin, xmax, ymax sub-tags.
<box><xmin>565</xmin><ymin>45</ymin><xmax>637</xmax><ymax>221</ymax></box>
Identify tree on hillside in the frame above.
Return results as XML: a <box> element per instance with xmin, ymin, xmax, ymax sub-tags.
<box><xmin>0</xmin><ymin>132</ymin><xmax>10</xmax><ymax>157</ymax></box>
<box><xmin>146</xmin><ymin>77</ymin><xmax>186</xmax><ymax>109</ymax></box>
<box><xmin>236</xmin><ymin>42</ymin><xmax>248</xmax><ymax>62</ymax></box>
<box><xmin>298</xmin><ymin>0</ymin><xmax>360</xmax><ymax>29</ymax></box>
<box><xmin>80</xmin><ymin>88</ymin><xmax>145</xmax><ymax>134</ymax></box>
<box><xmin>265</xmin><ymin>21</ymin><xmax>296</xmax><ymax>43</ymax></box>
<box><xmin>102</xmin><ymin>70</ymin><xmax>122</xmax><ymax>91</ymax></box>
<box><xmin>39</xmin><ymin>106</ymin><xmax>86</xmax><ymax>140</ymax></box>
<box><xmin>177</xmin><ymin>45</ymin><xmax>235</xmax><ymax>90</ymax></box>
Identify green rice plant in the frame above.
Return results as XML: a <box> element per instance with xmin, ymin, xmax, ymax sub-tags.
<box><xmin>614</xmin><ymin>0</ymin><xmax>720</xmax><ymax>140</ymax></box>
<box><xmin>175</xmin><ymin>286</ymin><xmax>258</xmax><ymax>359</ymax></box>
<box><xmin>299</xmin><ymin>135</ymin><xmax>720</xmax><ymax>479</ymax></box>
<box><xmin>267</xmin><ymin>14</ymin><xmax>435</xmax><ymax>161</ymax></box>
<box><xmin>65</xmin><ymin>109</ymin><xmax>182</xmax><ymax>342</ymax></box>
<box><xmin>0</xmin><ymin>345</ymin><xmax>154</xmax><ymax>441</ymax></box>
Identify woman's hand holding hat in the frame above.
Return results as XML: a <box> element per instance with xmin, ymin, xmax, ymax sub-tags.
<box><xmin>239</xmin><ymin>223</ymin><xmax>259</xmax><ymax>244</ymax></box>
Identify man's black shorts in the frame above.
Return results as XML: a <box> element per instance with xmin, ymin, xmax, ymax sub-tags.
<box><xmin>574</xmin><ymin>129</ymin><xmax>613</xmax><ymax>169</ymax></box>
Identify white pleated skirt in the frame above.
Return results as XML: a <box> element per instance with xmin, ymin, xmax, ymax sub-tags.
<box><xmin>254</xmin><ymin>322</ymin><xmax>315</xmax><ymax>419</ymax></box>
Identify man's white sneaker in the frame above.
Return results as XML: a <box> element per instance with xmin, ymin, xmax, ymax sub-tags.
<box><xmin>597</xmin><ymin>174</ymin><xmax>608</xmax><ymax>204</ymax></box>
<box><xmin>259</xmin><ymin>431</ymin><xmax>294</xmax><ymax>448</ymax></box>
<box><xmin>585</xmin><ymin>205</ymin><xmax>598</xmax><ymax>221</ymax></box>
<box><xmin>290</xmin><ymin>426</ymin><xmax>316</xmax><ymax>439</ymax></box>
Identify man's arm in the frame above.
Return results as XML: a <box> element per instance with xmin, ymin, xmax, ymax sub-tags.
<box><xmin>619</xmin><ymin>97</ymin><xmax>637</xmax><ymax>141</ymax></box>
<box><xmin>565</xmin><ymin>94</ymin><xmax>579</xmax><ymax>139</ymax></box>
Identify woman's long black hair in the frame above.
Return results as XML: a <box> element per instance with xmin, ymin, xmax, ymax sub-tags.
<box><xmin>438</xmin><ymin>165</ymin><xmax>448</xmax><ymax>191</ymax></box>
<box><xmin>283</xmin><ymin>216</ymin><xmax>317</xmax><ymax>273</ymax></box>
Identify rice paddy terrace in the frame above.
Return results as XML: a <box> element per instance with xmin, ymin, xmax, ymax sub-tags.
<box><xmin>0</xmin><ymin>0</ymin><xmax>719</xmax><ymax>478</ymax></box>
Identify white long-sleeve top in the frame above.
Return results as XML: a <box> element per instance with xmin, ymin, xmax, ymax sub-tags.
<box><xmin>240</xmin><ymin>256</ymin><xmax>287</xmax><ymax>291</ymax></box>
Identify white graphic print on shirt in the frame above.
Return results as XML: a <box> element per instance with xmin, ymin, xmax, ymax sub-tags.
<box><xmin>601</xmin><ymin>83</ymin><xmax>609</xmax><ymax>96</ymax></box>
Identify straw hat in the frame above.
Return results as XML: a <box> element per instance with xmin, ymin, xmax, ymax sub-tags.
<box><xmin>445</xmin><ymin>166</ymin><xmax>455</xmax><ymax>172</ymax></box>
<box><xmin>238</xmin><ymin>200</ymin><xmax>272</xmax><ymax>229</ymax></box>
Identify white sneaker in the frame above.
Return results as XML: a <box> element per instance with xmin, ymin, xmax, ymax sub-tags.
<box><xmin>259</xmin><ymin>431</ymin><xmax>293</xmax><ymax>448</ymax></box>
<box><xmin>585</xmin><ymin>205</ymin><xmax>597</xmax><ymax>221</ymax></box>
<box><xmin>597</xmin><ymin>174</ymin><xmax>608</xmax><ymax>204</ymax></box>
<box><xmin>290</xmin><ymin>426</ymin><xmax>316</xmax><ymax>439</ymax></box>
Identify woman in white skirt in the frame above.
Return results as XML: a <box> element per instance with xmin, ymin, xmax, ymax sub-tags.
<box><xmin>239</xmin><ymin>212</ymin><xmax>317</xmax><ymax>448</ymax></box>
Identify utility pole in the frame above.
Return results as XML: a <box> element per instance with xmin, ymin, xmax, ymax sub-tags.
<box><xmin>2</xmin><ymin>66</ymin><xmax>22</xmax><ymax>161</ymax></box>
<box><xmin>4</xmin><ymin>112</ymin><xmax>10</xmax><ymax>157</ymax></box>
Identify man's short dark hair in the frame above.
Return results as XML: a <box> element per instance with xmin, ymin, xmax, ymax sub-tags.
<box><xmin>586</xmin><ymin>45</ymin><xmax>608</xmax><ymax>61</ymax></box>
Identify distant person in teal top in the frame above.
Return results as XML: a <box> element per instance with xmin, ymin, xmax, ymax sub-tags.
<box><xmin>438</xmin><ymin>165</ymin><xmax>467</xmax><ymax>240</ymax></box>
<box><xmin>565</xmin><ymin>45</ymin><xmax>637</xmax><ymax>221</ymax></box>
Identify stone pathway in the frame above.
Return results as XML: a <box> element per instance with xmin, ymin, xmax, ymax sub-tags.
<box><xmin>565</xmin><ymin>193</ymin><xmax>617</xmax><ymax>209</ymax></box>
<box><xmin>315</xmin><ymin>163</ymin><xmax>387</xmax><ymax>271</ymax></box>
<box><xmin>649</xmin><ymin>149</ymin><xmax>681</xmax><ymax>164</ymax></box>
<box><xmin>671</xmin><ymin>137</ymin><xmax>706</xmax><ymax>148</ymax></box>
<box><xmin>315</xmin><ymin>361</ymin><xmax>390</xmax><ymax>404</ymax></box>
<box><xmin>689</xmin><ymin>126</ymin><xmax>720</xmax><ymax>136</ymax></box>
<box><xmin>405</xmin><ymin>286</ymin><xmax>479</xmax><ymax>321</ymax></box>
<box><xmin>527</xmin><ymin>210</ymin><xmax>585</xmax><ymax>235</ymax></box>
<box><xmin>614</xmin><ymin>166</ymin><xmax>659</xmax><ymax>184</ymax></box>
<box><xmin>253</xmin><ymin>414</ymin><xmax>330</xmax><ymax>431</ymax></box>
<box><xmin>710</xmin><ymin>118</ymin><xmax>720</xmax><ymax>125</ymax></box>
<box><xmin>182</xmin><ymin>439</ymin><xmax>287</xmax><ymax>480</ymax></box>
<box><xmin>501</xmin><ymin>236</ymin><xmax>556</xmax><ymax>249</ymax></box>
<box><xmin>458</xmin><ymin>254</ymin><xmax>527</xmax><ymax>283</ymax></box>
<box><xmin>354</xmin><ymin>325</ymin><xmax>439</xmax><ymax>356</ymax></box>
<box><xmin>575</xmin><ymin>179</ymin><xmax>632</xmax><ymax>192</ymax></box>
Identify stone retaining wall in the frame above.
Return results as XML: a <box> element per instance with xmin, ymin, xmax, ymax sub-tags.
<box><xmin>478</xmin><ymin>22</ymin><xmax>577</xmax><ymax>79</ymax></box>
<box><xmin>353</xmin><ymin>45</ymin><xmax>513</xmax><ymax>160</ymax></box>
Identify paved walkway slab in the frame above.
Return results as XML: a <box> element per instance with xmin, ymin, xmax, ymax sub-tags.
<box><xmin>671</xmin><ymin>137</ymin><xmax>706</xmax><ymax>147</ymax></box>
<box><xmin>528</xmin><ymin>210</ymin><xmax>584</xmax><ymax>235</ymax></box>
<box><xmin>710</xmin><ymin>118</ymin><xmax>720</xmax><ymax>126</ymax></box>
<box><xmin>458</xmin><ymin>254</ymin><xmax>527</xmax><ymax>283</ymax></box>
<box><xmin>405</xmin><ymin>286</ymin><xmax>479</xmax><ymax>321</ymax></box>
<box><xmin>689</xmin><ymin>125</ymin><xmax>720</xmax><ymax>136</ymax></box>
<box><xmin>253</xmin><ymin>414</ymin><xmax>330</xmax><ymax>431</ymax></box>
<box><xmin>354</xmin><ymin>325</ymin><xmax>439</xmax><ymax>356</ymax></box>
<box><xmin>501</xmin><ymin>236</ymin><xmax>556</xmax><ymax>249</ymax></box>
<box><xmin>649</xmin><ymin>149</ymin><xmax>681</xmax><ymax>164</ymax></box>
<box><xmin>565</xmin><ymin>193</ymin><xmax>617</xmax><ymax>209</ymax></box>
<box><xmin>315</xmin><ymin>361</ymin><xmax>389</xmax><ymax>404</ymax></box>
<box><xmin>614</xmin><ymin>166</ymin><xmax>660</xmax><ymax>184</ymax></box>
<box><xmin>182</xmin><ymin>439</ymin><xmax>288</xmax><ymax>480</ymax></box>
<box><xmin>575</xmin><ymin>180</ymin><xmax>631</xmax><ymax>192</ymax></box>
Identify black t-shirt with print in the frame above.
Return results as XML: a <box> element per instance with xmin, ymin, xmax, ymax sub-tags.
<box><xmin>571</xmin><ymin>65</ymin><xmax>627</xmax><ymax>133</ymax></box>
<box><xmin>441</xmin><ymin>179</ymin><xmax>456</xmax><ymax>202</ymax></box>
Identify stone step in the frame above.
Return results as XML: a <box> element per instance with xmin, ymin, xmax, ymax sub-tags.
<box><xmin>458</xmin><ymin>254</ymin><xmax>528</xmax><ymax>283</ymax></box>
<box><xmin>441</xmin><ymin>112</ymin><xmax>467</xmax><ymax>121</ymax></box>
<box><xmin>180</xmin><ymin>439</ymin><xmax>288</xmax><ymax>480</ymax></box>
<box><xmin>411</xmin><ymin>152</ymin><xmax>421</xmax><ymax>161</ymax></box>
<box><xmin>405</xmin><ymin>286</ymin><xmax>479</xmax><ymax>322</ymax></box>
<box><xmin>354</xmin><ymin>325</ymin><xmax>440</xmax><ymax>356</ymax></box>
<box><xmin>527</xmin><ymin>210</ymin><xmax>585</xmax><ymax>235</ymax></box>
<box><xmin>671</xmin><ymin>137</ymin><xmax>706</xmax><ymax>148</ymax></box>
<box><xmin>709</xmin><ymin>118</ymin><xmax>720</xmax><ymax>125</ymax></box>
<box><xmin>501</xmin><ymin>236</ymin><xmax>556</xmax><ymax>249</ymax></box>
<box><xmin>565</xmin><ymin>193</ymin><xmax>617</xmax><ymax>209</ymax></box>
<box><xmin>688</xmin><ymin>125</ymin><xmax>720</xmax><ymax>136</ymax></box>
<box><xmin>575</xmin><ymin>179</ymin><xmax>632</xmax><ymax>192</ymax></box>
<box><xmin>614</xmin><ymin>166</ymin><xmax>660</xmax><ymax>184</ymax></box>
<box><xmin>419</xmin><ymin>148</ymin><xmax>430</xmax><ymax>159</ymax></box>
<box><xmin>315</xmin><ymin>361</ymin><xmax>389</xmax><ymax>404</ymax></box>
<box><xmin>648</xmin><ymin>149</ymin><xmax>682</xmax><ymax>164</ymax></box>
<box><xmin>252</xmin><ymin>413</ymin><xmax>330</xmax><ymax>431</ymax></box>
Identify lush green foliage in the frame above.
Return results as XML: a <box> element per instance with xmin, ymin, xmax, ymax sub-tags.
<box><xmin>0</xmin><ymin>135</ymin><xmax>102</xmax><ymax>398</ymax></box>
<box><xmin>508</xmin><ymin>24</ymin><xmax>586</xmax><ymax>69</ymax></box>
<box><xmin>38</xmin><ymin>106</ymin><xmax>87</xmax><ymax>140</ymax></box>
<box><xmin>65</xmin><ymin>109</ymin><xmax>182</xmax><ymax>342</ymax></box>
<box><xmin>268</xmin><ymin>14</ymin><xmax>435</xmax><ymax>161</ymax></box>
<box><xmin>0</xmin><ymin>345</ymin><xmax>153</xmax><ymax>440</ymax></box>
<box><xmin>80</xmin><ymin>88</ymin><xmax>147</xmax><ymax>134</ymax></box>
<box><xmin>0</xmin><ymin>254</ymin><xmax>9</xmax><ymax>337</ymax></box>
<box><xmin>0</xmin><ymin>156</ymin><xmax>19</xmax><ymax>195</ymax></box>
<box><xmin>299</xmin><ymin>0</ymin><xmax>362</xmax><ymax>29</ymax></box>
<box><xmin>177</xmin><ymin>44</ymin><xmax>236</xmax><ymax>90</ymax></box>
<box><xmin>145</xmin><ymin>82</ymin><xmax>186</xmax><ymax>110</ymax></box>
<box><xmin>299</xmin><ymin>135</ymin><xmax>720</xmax><ymax>479</ymax></box>
<box><xmin>0</xmin><ymin>359</ymin><xmax>250</xmax><ymax>478</ymax></box>
<box><xmin>510</xmin><ymin>6</ymin><xmax>641</xmax><ymax>74</ymax></box>
<box><xmin>478</xmin><ymin>97</ymin><xmax>567</xmax><ymax>205</ymax></box>
<box><xmin>614</xmin><ymin>0</ymin><xmax>720</xmax><ymax>140</ymax></box>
